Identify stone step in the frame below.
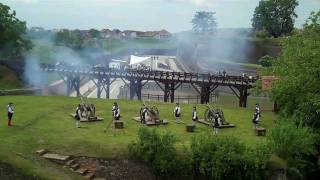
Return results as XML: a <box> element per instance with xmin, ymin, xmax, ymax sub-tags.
<box><xmin>84</xmin><ymin>173</ymin><xmax>95</xmax><ymax>180</ymax></box>
<box><xmin>36</xmin><ymin>149</ymin><xmax>47</xmax><ymax>156</ymax></box>
<box><xmin>42</xmin><ymin>153</ymin><xmax>70</xmax><ymax>162</ymax></box>
<box><xmin>76</xmin><ymin>167</ymin><xmax>88</xmax><ymax>175</ymax></box>
<box><xmin>70</xmin><ymin>163</ymin><xmax>80</xmax><ymax>171</ymax></box>
<box><xmin>66</xmin><ymin>159</ymin><xmax>76</xmax><ymax>166</ymax></box>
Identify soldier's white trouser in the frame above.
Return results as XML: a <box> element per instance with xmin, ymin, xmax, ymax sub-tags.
<box><xmin>76</xmin><ymin>120</ymin><xmax>80</xmax><ymax>128</ymax></box>
<box><xmin>214</xmin><ymin>127</ymin><xmax>218</xmax><ymax>134</ymax></box>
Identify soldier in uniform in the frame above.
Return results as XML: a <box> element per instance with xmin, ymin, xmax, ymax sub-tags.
<box><xmin>252</xmin><ymin>103</ymin><xmax>261</xmax><ymax>129</ymax></box>
<box><xmin>141</xmin><ymin>105</ymin><xmax>147</xmax><ymax>124</ymax></box>
<box><xmin>112</xmin><ymin>102</ymin><xmax>121</xmax><ymax>121</ymax></box>
<box><xmin>7</xmin><ymin>102</ymin><xmax>14</xmax><ymax>126</ymax></box>
<box><xmin>75</xmin><ymin>104</ymin><xmax>82</xmax><ymax>128</ymax></box>
<box><xmin>213</xmin><ymin>112</ymin><xmax>221</xmax><ymax>134</ymax></box>
<box><xmin>192</xmin><ymin>106</ymin><xmax>198</xmax><ymax>123</ymax></box>
<box><xmin>255</xmin><ymin>103</ymin><xmax>261</xmax><ymax>117</ymax></box>
<box><xmin>174</xmin><ymin>103</ymin><xmax>181</xmax><ymax>123</ymax></box>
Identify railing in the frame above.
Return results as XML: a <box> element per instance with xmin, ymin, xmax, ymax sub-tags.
<box><xmin>40</xmin><ymin>64</ymin><xmax>258</xmax><ymax>85</ymax></box>
<box><xmin>118</xmin><ymin>93</ymin><xmax>219</xmax><ymax>104</ymax></box>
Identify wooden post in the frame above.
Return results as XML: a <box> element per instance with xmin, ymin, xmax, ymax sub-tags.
<box><xmin>106</xmin><ymin>77</ymin><xmax>110</xmax><ymax>99</ymax></box>
<box><xmin>170</xmin><ymin>82</ymin><xmax>175</xmax><ymax>103</ymax></box>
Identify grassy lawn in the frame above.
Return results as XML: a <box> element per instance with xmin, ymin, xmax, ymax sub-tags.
<box><xmin>0</xmin><ymin>95</ymin><xmax>276</xmax><ymax>179</ymax></box>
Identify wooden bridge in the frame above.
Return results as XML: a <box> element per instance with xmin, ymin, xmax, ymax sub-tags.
<box><xmin>41</xmin><ymin>64</ymin><xmax>258</xmax><ymax>107</ymax></box>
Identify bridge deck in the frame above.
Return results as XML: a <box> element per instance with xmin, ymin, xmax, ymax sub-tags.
<box><xmin>42</xmin><ymin>67</ymin><xmax>257</xmax><ymax>87</ymax></box>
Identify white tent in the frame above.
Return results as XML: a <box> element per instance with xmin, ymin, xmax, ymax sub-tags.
<box><xmin>129</xmin><ymin>55</ymin><xmax>151</xmax><ymax>65</ymax></box>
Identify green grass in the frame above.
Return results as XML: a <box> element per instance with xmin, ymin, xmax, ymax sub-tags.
<box><xmin>0</xmin><ymin>96</ymin><xmax>276</xmax><ymax>179</ymax></box>
<box><xmin>0</xmin><ymin>65</ymin><xmax>23</xmax><ymax>90</ymax></box>
<box><xmin>100</xmin><ymin>38</ymin><xmax>178</xmax><ymax>53</ymax></box>
<box><xmin>200</xmin><ymin>57</ymin><xmax>262</xmax><ymax>69</ymax></box>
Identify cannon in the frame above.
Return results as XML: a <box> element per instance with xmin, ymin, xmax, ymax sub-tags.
<box><xmin>132</xmin><ymin>102</ymin><xmax>168</xmax><ymax>126</ymax></box>
<box><xmin>140</xmin><ymin>104</ymin><xmax>160</xmax><ymax>121</ymax></box>
<box><xmin>79</xmin><ymin>96</ymin><xmax>97</xmax><ymax>120</ymax></box>
<box><xmin>70</xmin><ymin>96</ymin><xmax>103</xmax><ymax>122</ymax></box>
<box><xmin>197</xmin><ymin>104</ymin><xmax>235</xmax><ymax>128</ymax></box>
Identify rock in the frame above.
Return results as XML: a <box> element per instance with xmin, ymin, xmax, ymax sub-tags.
<box><xmin>84</xmin><ymin>173</ymin><xmax>95</xmax><ymax>180</ymax></box>
<box><xmin>70</xmin><ymin>163</ymin><xmax>80</xmax><ymax>171</ymax></box>
<box><xmin>42</xmin><ymin>153</ymin><xmax>70</xmax><ymax>161</ymax></box>
<box><xmin>66</xmin><ymin>159</ymin><xmax>76</xmax><ymax>166</ymax></box>
<box><xmin>76</xmin><ymin>167</ymin><xmax>88</xmax><ymax>175</ymax></box>
<box><xmin>36</xmin><ymin>149</ymin><xmax>47</xmax><ymax>156</ymax></box>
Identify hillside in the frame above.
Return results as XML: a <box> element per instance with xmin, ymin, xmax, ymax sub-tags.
<box><xmin>0</xmin><ymin>65</ymin><xmax>23</xmax><ymax>90</ymax></box>
<box><xmin>0</xmin><ymin>96</ymin><xmax>276</xmax><ymax>179</ymax></box>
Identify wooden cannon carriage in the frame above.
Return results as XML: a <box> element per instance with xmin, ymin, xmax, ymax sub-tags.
<box><xmin>197</xmin><ymin>104</ymin><xmax>235</xmax><ymax>128</ymax></box>
<box><xmin>132</xmin><ymin>103</ymin><xmax>168</xmax><ymax>126</ymax></box>
<box><xmin>70</xmin><ymin>96</ymin><xmax>103</xmax><ymax>122</ymax></box>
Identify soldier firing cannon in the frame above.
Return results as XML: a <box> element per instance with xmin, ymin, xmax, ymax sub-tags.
<box><xmin>197</xmin><ymin>104</ymin><xmax>235</xmax><ymax>129</ymax></box>
<box><xmin>132</xmin><ymin>102</ymin><xmax>168</xmax><ymax>126</ymax></box>
<box><xmin>70</xmin><ymin>96</ymin><xmax>103</xmax><ymax>122</ymax></box>
<box><xmin>140</xmin><ymin>104</ymin><xmax>160</xmax><ymax>124</ymax></box>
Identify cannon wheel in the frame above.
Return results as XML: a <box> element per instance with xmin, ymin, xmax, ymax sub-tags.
<box><xmin>204</xmin><ymin>108</ymin><xmax>215</xmax><ymax>123</ymax></box>
<box><xmin>151</xmin><ymin>106</ymin><xmax>159</xmax><ymax>116</ymax></box>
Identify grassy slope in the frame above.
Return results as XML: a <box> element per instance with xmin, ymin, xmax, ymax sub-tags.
<box><xmin>0</xmin><ymin>65</ymin><xmax>23</xmax><ymax>90</ymax></box>
<box><xmin>0</xmin><ymin>96</ymin><xmax>276</xmax><ymax>179</ymax></box>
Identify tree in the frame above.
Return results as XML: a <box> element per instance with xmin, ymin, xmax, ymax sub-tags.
<box><xmin>191</xmin><ymin>11</ymin><xmax>217</xmax><ymax>34</ymax></box>
<box><xmin>252</xmin><ymin>0</ymin><xmax>299</xmax><ymax>37</ymax></box>
<box><xmin>89</xmin><ymin>28</ymin><xmax>100</xmax><ymax>38</ymax></box>
<box><xmin>267</xmin><ymin>11</ymin><xmax>320</xmax><ymax>128</ymax></box>
<box><xmin>0</xmin><ymin>3</ymin><xmax>32</xmax><ymax>58</ymax></box>
<box><xmin>55</xmin><ymin>29</ymin><xmax>83</xmax><ymax>49</ymax></box>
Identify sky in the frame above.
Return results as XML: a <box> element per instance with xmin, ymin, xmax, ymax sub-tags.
<box><xmin>2</xmin><ymin>0</ymin><xmax>320</xmax><ymax>32</ymax></box>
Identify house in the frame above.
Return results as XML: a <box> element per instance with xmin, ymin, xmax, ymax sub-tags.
<box><xmin>111</xmin><ymin>29</ymin><xmax>122</xmax><ymax>38</ymax></box>
<box><xmin>101</xmin><ymin>29</ymin><xmax>112</xmax><ymax>39</ymax></box>
<box><xmin>123</xmin><ymin>30</ymin><xmax>142</xmax><ymax>38</ymax></box>
<box><xmin>157</xmin><ymin>29</ymin><xmax>172</xmax><ymax>39</ymax></box>
<box><xmin>136</xmin><ymin>29</ymin><xmax>172</xmax><ymax>39</ymax></box>
<box><xmin>79</xmin><ymin>30</ymin><xmax>90</xmax><ymax>38</ymax></box>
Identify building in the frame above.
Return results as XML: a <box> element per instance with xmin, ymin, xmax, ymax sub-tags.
<box><xmin>101</xmin><ymin>29</ymin><xmax>112</xmax><ymax>39</ymax></box>
<box><xmin>137</xmin><ymin>29</ymin><xmax>172</xmax><ymax>39</ymax></box>
<box><xmin>123</xmin><ymin>30</ymin><xmax>142</xmax><ymax>38</ymax></box>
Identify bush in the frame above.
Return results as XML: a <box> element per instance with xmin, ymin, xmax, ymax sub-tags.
<box><xmin>267</xmin><ymin>120</ymin><xmax>317</xmax><ymax>178</ymax></box>
<box><xmin>128</xmin><ymin>127</ymin><xmax>190</xmax><ymax>178</ymax></box>
<box><xmin>259</xmin><ymin>55</ymin><xmax>275</xmax><ymax>67</ymax></box>
<box><xmin>191</xmin><ymin>134</ymin><xmax>269</xmax><ymax>180</ymax></box>
<box><xmin>255</xmin><ymin>30</ymin><xmax>270</xmax><ymax>39</ymax></box>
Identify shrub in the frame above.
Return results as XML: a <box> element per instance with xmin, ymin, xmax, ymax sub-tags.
<box><xmin>255</xmin><ymin>30</ymin><xmax>270</xmax><ymax>39</ymax></box>
<box><xmin>128</xmin><ymin>127</ymin><xmax>189</xmax><ymax>178</ymax></box>
<box><xmin>267</xmin><ymin>120</ymin><xmax>317</xmax><ymax>178</ymax></box>
<box><xmin>191</xmin><ymin>134</ymin><xmax>269</xmax><ymax>180</ymax></box>
<box><xmin>259</xmin><ymin>55</ymin><xmax>275</xmax><ymax>67</ymax></box>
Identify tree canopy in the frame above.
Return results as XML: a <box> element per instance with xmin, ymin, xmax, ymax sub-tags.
<box><xmin>55</xmin><ymin>30</ymin><xmax>84</xmax><ymax>49</ymax></box>
<box><xmin>191</xmin><ymin>11</ymin><xmax>217</xmax><ymax>34</ymax></box>
<box><xmin>0</xmin><ymin>3</ymin><xmax>31</xmax><ymax>58</ymax></box>
<box><xmin>252</xmin><ymin>0</ymin><xmax>299</xmax><ymax>37</ymax></box>
<box><xmin>268</xmin><ymin>11</ymin><xmax>320</xmax><ymax>128</ymax></box>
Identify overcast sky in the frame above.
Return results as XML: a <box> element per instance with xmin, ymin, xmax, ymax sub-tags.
<box><xmin>2</xmin><ymin>0</ymin><xmax>320</xmax><ymax>32</ymax></box>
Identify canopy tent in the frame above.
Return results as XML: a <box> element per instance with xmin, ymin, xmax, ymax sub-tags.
<box><xmin>129</xmin><ymin>55</ymin><xmax>151</xmax><ymax>65</ymax></box>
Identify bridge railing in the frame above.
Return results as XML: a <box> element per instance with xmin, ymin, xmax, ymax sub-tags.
<box><xmin>40</xmin><ymin>64</ymin><xmax>258</xmax><ymax>84</ymax></box>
